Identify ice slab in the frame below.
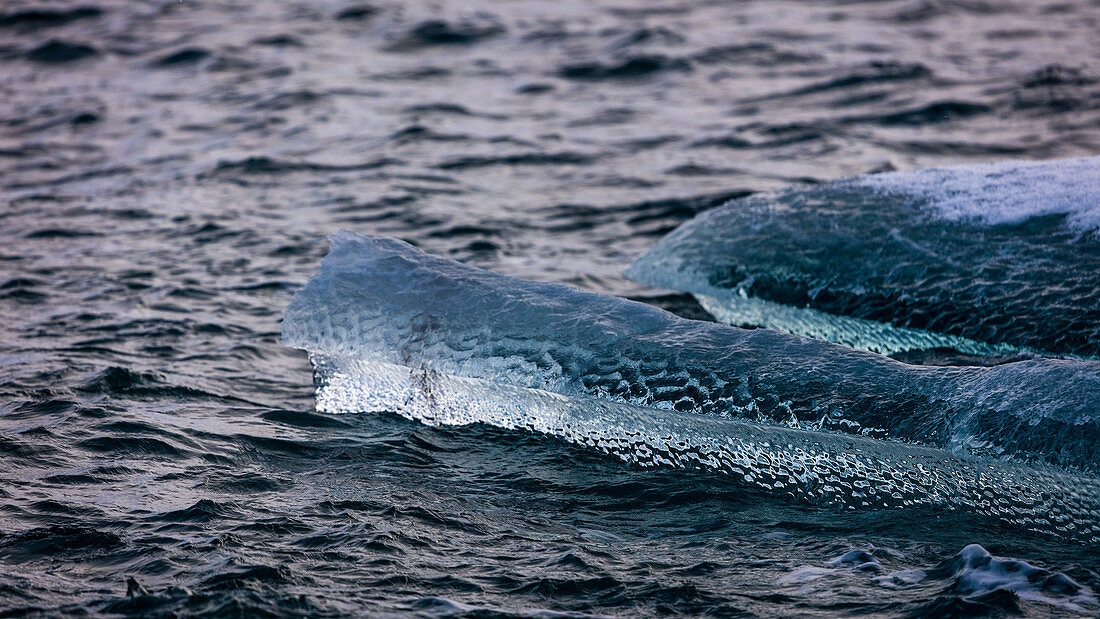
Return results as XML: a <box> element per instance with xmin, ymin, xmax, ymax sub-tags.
<box><xmin>282</xmin><ymin>232</ymin><xmax>1100</xmax><ymax>539</ymax></box>
<box><xmin>627</xmin><ymin>156</ymin><xmax>1100</xmax><ymax>358</ymax></box>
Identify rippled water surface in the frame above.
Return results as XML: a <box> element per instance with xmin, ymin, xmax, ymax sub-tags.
<box><xmin>3</xmin><ymin>0</ymin><xmax>1100</xmax><ymax>616</ymax></box>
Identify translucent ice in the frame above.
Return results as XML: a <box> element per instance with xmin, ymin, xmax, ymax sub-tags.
<box><xmin>862</xmin><ymin>156</ymin><xmax>1100</xmax><ymax>230</ymax></box>
<box><xmin>282</xmin><ymin>232</ymin><xmax>1100</xmax><ymax>539</ymax></box>
<box><xmin>626</xmin><ymin>156</ymin><xmax>1100</xmax><ymax>358</ymax></box>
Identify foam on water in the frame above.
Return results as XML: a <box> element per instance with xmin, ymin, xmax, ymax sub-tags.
<box><xmin>627</xmin><ymin>157</ymin><xmax>1100</xmax><ymax>357</ymax></box>
<box><xmin>924</xmin><ymin>544</ymin><xmax>1098</xmax><ymax>612</ymax></box>
<box><xmin>855</xmin><ymin>544</ymin><xmax>1099</xmax><ymax>613</ymax></box>
<box><xmin>282</xmin><ymin>232</ymin><xmax>1100</xmax><ymax>539</ymax></box>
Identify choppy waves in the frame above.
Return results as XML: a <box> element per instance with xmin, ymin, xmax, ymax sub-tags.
<box><xmin>6</xmin><ymin>0</ymin><xmax>1100</xmax><ymax>615</ymax></box>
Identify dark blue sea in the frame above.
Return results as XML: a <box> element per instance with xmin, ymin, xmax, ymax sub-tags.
<box><xmin>2</xmin><ymin>0</ymin><xmax>1099</xmax><ymax>616</ymax></box>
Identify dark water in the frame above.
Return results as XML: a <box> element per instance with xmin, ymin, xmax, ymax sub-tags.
<box><xmin>2</xmin><ymin>0</ymin><xmax>1099</xmax><ymax>616</ymax></box>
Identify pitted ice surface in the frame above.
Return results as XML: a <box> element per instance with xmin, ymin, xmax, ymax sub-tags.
<box><xmin>282</xmin><ymin>232</ymin><xmax>1100</xmax><ymax>540</ymax></box>
<box><xmin>627</xmin><ymin>156</ymin><xmax>1100</xmax><ymax>358</ymax></box>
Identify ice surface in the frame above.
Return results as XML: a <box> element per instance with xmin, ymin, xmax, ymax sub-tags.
<box><xmin>282</xmin><ymin>232</ymin><xmax>1100</xmax><ymax>538</ymax></box>
<box><xmin>692</xmin><ymin>290</ymin><xmax>1015</xmax><ymax>357</ymax></box>
<box><xmin>627</xmin><ymin>157</ymin><xmax>1100</xmax><ymax>357</ymax></box>
<box><xmin>859</xmin><ymin>156</ymin><xmax>1100</xmax><ymax>230</ymax></box>
<box><xmin>284</xmin><ymin>232</ymin><xmax>1100</xmax><ymax>471</ymax></box>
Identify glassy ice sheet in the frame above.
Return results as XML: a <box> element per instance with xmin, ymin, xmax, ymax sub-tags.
<box><xmin>283</xmin><ymin>232</ymin><xmax>1100</xmax><ymax>542</ymax></box>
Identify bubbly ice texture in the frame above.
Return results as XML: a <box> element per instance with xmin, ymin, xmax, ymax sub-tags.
<box><xmin>626</xmin><ymin>156</ymin><xmax>1100</xmax><ymax>358</ymax></box>
<box><xmin>282</xmin><ymin>232</ymin><xmax>1100</xmax><ymax>539</ymax></box>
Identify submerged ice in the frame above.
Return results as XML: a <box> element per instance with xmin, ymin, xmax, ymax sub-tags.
<box><xmin>627</xmin><ymin>156</ymin><xmax>1100</xmax><ymax>358</ymax></box>
<box><xmin>283</xmin><ymin>232</ymin><xmax>1100</xmax><ymax>540</ymax></box>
